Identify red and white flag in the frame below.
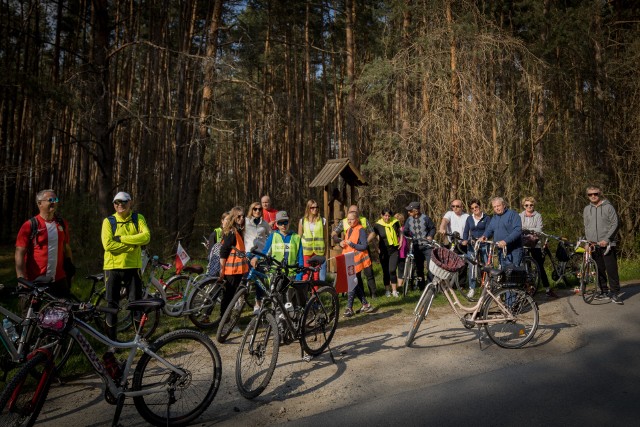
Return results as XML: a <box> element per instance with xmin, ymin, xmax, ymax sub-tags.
<box><xmin>175</xmin><ymin>242</ymin><xmax>190</xmax><ymax>274</ymax></box>
<box><xmin>334</xmin><ymin>252</ymin><xmax>358</xmax><ymax>293</ymax></box>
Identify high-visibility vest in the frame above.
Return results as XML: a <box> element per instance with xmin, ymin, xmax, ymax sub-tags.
<box><xmin>271</xmin><ymin>232</ymin><xmax>301</xmax><ymax>266</ymax></box>
<box><xmin>376</xmin><ymin>218</ymin><xmax>399</xmax><ymax>246</ymax></box>
<box><xmin>223</xmin><ymin>230</ymin><xmax>249</xmax><ymax>275</ymax></box>
<box><xmin>214</xmin><ymin>227</ymin><xmax>222</xmax><ymax>242</ymax></box>
<box><xmin>342</xmin><ymin>223</ymin><xmax>371</xmax><ymax>273</ymax></box>
<box><xmin>301</xmin><ymin>217</ymin><xmax>325</xmax><ymax>255</ymax></box>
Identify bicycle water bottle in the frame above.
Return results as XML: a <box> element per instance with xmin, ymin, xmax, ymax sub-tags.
<box><xmin>102</xmin><ymin>351</ymin><xmax>123</xmax><ymax>382</ymax></box>
<box><xmin>3</xmin><ymin>318</ymin><xmax>19</xmax><ymax>343</ymax></box>
<box><xmin>284</xmin><ymin>302</ymin><xmax>294</xmax><ymax>317</ymax></box>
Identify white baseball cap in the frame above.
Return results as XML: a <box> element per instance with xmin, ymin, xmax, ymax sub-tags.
<box><xmin>113</xmin><ymin>191</ymin><xmax>132</xmax><ymax>203</ymax></box>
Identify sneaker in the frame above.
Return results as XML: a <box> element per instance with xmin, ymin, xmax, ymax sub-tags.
<box><xmin>253</xmin><ymin>304</ymin><xmax>261</xmax><ymax>315</ymax></box>
<box><xmin>392</xmin><ymin>291</ymin><xmax>399</xmax><ymax>298</ymax></box>
<box><xmin>594</xmin><ymin>291</ymin><xmax>608</xmax><ymax>300</ymax></box>
<box><xmin>466</xmin><ymin>288</ymin><xmax>475</xmax><ymax>299</ymax></box>
<box><xmin>344</xmin><ymin>307</ymin><xmax>354</xmax><ymax>318</ymax></box>
<box><xmin>608</xmin><ymin>292</ymin><xmax>624</xmax><ymax>305</ymax></box>
<box><xmin>545</xmin><ymin>289</ymin><xmax>559</xmax><ymax>299</ymax></box>
<box><xmin>361</xmin><ymin>304</ymin><xmax>374</xmax><ymax>313</ymax></box>
<box><xmin>385</xmin><ymin>290</ymin><xmax>391</xmax><ymax>297</ymax></box>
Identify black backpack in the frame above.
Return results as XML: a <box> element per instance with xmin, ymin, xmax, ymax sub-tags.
<box><xmin>107</xmin><ymin>212</ymin><xmax>139</xmax><ymax>234</ymax></box>
<box><xmin>28</xmin><ymin>215</ymin><xmax>65</xmax><ymax>253</ymax></box>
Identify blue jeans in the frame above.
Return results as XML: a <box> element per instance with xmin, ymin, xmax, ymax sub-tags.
<box><xmin>498</xmin><ymin>247</ymin><xmax>523</xmax><ymax>268</ymax></box>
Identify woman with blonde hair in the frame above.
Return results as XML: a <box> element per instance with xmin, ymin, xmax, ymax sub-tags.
<box><xmin>298</xmin><ymin>199</ymin><xmax>327</xmax><ymax>280</ymax></box>
<box><xmin>519</xmin><ymin>196</ymin><xmax>555</xmax><ymax>298</ymax></box>
<box><xmin>219</xmin><ymin>206</ymin><xmax>249</xmax><ymax>315</ymax></box>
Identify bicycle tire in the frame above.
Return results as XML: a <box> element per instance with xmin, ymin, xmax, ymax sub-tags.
<box><xmin>163</xmin><ymin>274</ymin><xmax>190</xmax><ymax>311</ymax></box>
<box><xmin>235</xmin><ymin>311</ymin><xmax>279</xmax><ymax>399</ymax></box>
<box><xmin>187</xmin><ymin>279</ymin><xmax>223</xmax><ymax>330</ymax></box>
<box><xmin>130</xmin><ymin>306</ymin><xmax>161</xmax><ymax>340</ymax></box>
<box><xmin>301</xmin><ymin>286</ymin><xmax>339</xmax><ymax>356</ymax></box>
<box><xmin>483</xmin><ymin>288</ymin><xmax>538</xmax><ymax>349</ymax></box>
<box><xmin>216</xmin><ymin>286</ymin><xmax>249</xmax><ymax>343</ymax></box>
<box><xmin>403</xmin><ymin>259</ymin><xmax>414</xmax><ymax>297</ymax></box>
<box><xmin>522</xmin><ymin>256</ymin><xmax>540</xmax><ymax>297</ymax></box>
<box><xmin>0</xmin><ymin>351</ymin><xmax>55</xmax><ymax>427</ymax></box>
<box><xmin>405</xmin><ymin>287</ymin><xmax>434</xmax><ymax>347</ymax></box>
<box><xmin>562</xmin><ymin>253</ymin><xmax>582</xmax><ymax>286</ymax></box>
<box><xmin>94</xmin><ymin>290</ymin><xmax>132</xmax><ymax>333</ymax></box>
<box><xmin>132</xmin><ymin>329</ymin><xmax>222</xmax><ymax>427</ymax></box>
<box><xmin>581</xmin><ymin>259</ymin><xmax>599</xmax><ymax>304</ymax></box>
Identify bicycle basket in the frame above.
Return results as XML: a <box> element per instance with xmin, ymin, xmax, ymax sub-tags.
<box><xmin>38</xmin><ymin>304</ymin><xmax>73</xmax><ymax>333</ymax></box>
<box><xmin>498</xmin><ymin>265</ymin><xmax>529</xmax><ymax>286</ymax></box>
<box><xmin>429</xmin><ymin>247</ymin><xmax>465</xmax><ymax>280</ymax></box>
<box><xmin>521</xmin><ymin>231</ymin><xmax>539</xmax><ymax>248</ymax></box>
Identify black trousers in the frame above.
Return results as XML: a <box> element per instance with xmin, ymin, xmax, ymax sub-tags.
<box><xmin>105</xmin><ymin>268</ymin><xmax>142</xmax><ymax>341</ymax></box>
<box><xmin>592</xmin><ymin>246</ymin><xmax>620</xmax><ymax>294</ymax></box>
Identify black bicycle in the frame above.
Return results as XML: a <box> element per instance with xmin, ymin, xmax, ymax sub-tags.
<box><xmin>235</xmin><ymin>252</ymin><xmax>339</xmax><ymax>399</ymax></box>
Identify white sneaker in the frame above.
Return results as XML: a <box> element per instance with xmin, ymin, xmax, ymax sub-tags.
<box><xmin>392</xmin><ymin>291</ymin><xmax>399</xmax><ymax>298</ymax></box>
<box><xmin>385</xmin><ymin>290</ymin><xmax>391</xmax><ymax>297</ymax></box>
<box><xmin>466</xmin><ymin>288</ymin><xmax>475</xmax><ymax>299</ymax></box>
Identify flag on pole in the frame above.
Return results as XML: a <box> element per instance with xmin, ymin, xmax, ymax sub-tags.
<box><xmin>175</xmin><ymin>242</ymin><xmax>190</xmax><ymax>274</ymax></box>
<box><xmin>334</xmin><ymin>252</ymin><xmax>358</xmax><ymax>293</ymax></box>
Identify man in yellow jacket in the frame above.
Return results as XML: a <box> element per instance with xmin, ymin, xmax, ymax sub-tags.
<box><xmin>101</xmin><ymin>191</ymin><xmax>151</xmax><ymax>341</ymax></box>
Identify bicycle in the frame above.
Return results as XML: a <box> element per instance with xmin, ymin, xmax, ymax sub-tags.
<box><xmin>0</xmin><ymin>278</ymin><xmax>75</xmax><ymax>382</ymax></box>
<box><xmin>0</xmin><ymin>278</ymin><xmax>222</xmax><ymax>427</ymax></box>
<box><xmin>401</xmin><ymin>236</ymin><xmax>434</xmax><ymax>297</ymax></box>
<box><xmin>235</xmin><ymin>252</ymin><xmax>339</xmax><ymax>399</ymax></box>
<box><xmin>574</xmin><ymin>239</ymin><xmax>602</xmax><ymax>304</ymax></box>
<box><xmin>405</xmin><ymin>245</ymin><xmax>539</xmax><ymax>349</ymax></box>
<box><xmin>216</xmin><ymin>257</ymin><xmax>271</xmax><ymax>343</ymax></box>
<box><xmin>140</xmin><ymin>255</ymin><xmax>223</xmax><ymax>329</ymax></box>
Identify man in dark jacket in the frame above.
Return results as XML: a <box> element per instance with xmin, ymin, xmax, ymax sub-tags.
<box><xmin>481</xmin><ymin>197</ymin><xmax>523</xmax><ymax>266</ymax></box>
<box><xmin>583</xmin><ymin>185</ymin><xmax>622</xmax><ymax>304</ymax></box>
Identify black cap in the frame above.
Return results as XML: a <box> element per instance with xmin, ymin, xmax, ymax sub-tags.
<box><xmin>405</xmin><ymin>201</ymin><xmax>420</xmax><ymax>211</ymax></box>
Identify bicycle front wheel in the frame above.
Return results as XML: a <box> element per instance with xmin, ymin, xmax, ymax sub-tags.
<box><xmin>522</xmin><ymin>256</ymin><xmax>540</xmax><ymax>297</ymax></box>
<box><xmin>562</xmin><ymin>253</ymin><xmax>582</xmax><ymax>285</ymax></box>
<box><xmin>483</xmin><ymin>288</ymin><xmax>538</xmax><ymax>349</ymax></box>
<box><xmin>403</xmin><ymin>259</ymin><xmax>414</xmax><ymax>297</ymax></box>
<box><xmin>405</xmin><ymin>287</ymin><xmax>434</xmax><ymax>347</ymax></box>
<box><xmin>0</xmin><ymin>351</ymin><xmax>55</xmax><ymax>427</ymax></box>
<box><xmin>216</xmin><ymin>286</ymin><xmax>248</xmax><ymax>343</ymax></box>
<box><xmin>133</xmin><ymin>330</ymin><xmax>222</xmax><ymax>427</ymax></box>
<box><xmin>581</xmin><ymin>259</ymin><xmax>599</xmax><ymax>304</ymax></box>
<box><xmin>187</xmin><ymin>279</ymin><xmax>223</xmax><ymax>330</ymax></box>
<box><xmin>235</xmin><ymin>311</ymin><xmax>279</xmax><ymax>399</ymax></box>
<box><xmin>301</xmin><ymin>285</ymin><xmax>339</xmax><ymax>356</ymax></box>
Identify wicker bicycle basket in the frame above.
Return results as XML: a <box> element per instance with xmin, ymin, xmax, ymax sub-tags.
<box><xmin>429</xmin><ymin>247</ymin><xmax>466</xmax><ymax>281</ymax></box>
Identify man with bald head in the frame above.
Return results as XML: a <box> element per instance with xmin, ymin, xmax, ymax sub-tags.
<box><xmin>439</xmin><ymin>199</ymin><xmax>469</xmax><ymax>245</ymax></box>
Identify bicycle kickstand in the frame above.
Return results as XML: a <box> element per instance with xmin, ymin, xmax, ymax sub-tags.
<box><xmin>111</xmin><ymin>393</ymin><xmax>126</xmax><ymax>427</ymax></box>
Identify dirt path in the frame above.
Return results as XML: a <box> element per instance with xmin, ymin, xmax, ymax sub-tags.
<box><xmin>37</xmin><ymin>290</ymin><xmax>585</xmax><ymax>426</ymax></box>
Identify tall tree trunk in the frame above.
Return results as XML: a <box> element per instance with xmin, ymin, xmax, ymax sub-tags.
<box><xmin>345</xmin><ymin>0</ymin><xmax>356</xmax><ymax>161</ymax></box>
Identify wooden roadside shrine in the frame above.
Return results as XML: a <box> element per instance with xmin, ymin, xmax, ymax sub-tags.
<box><xmin>309</xmin><ymin>158</ymin><xmax>368</xmax><ymax>272</ymax></box>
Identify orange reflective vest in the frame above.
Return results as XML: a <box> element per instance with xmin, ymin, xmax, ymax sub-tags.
<box><xmin>342</xmin><ymin>223</ymin><xmax>371</xmax><ymax>273</ymax></box>
<box><xmin>223</xmin><ymin>230</ymin><xmax>249</xmax><ymax>275</ymax></box>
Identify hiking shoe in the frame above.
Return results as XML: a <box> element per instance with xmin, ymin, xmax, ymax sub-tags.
<box><xmin>608</xmin><ymin>293</ymin><xmax>624</xmax><ymax>305</ymax></box>
<box><xmin>466</xmin><ymin>288</ymin><xmax>475</xmax><ymax>299</ymax></box>
<box><xmin>385</xmin><ymin>290</ymin><xmax>391</xmax><ymax>297</ymax></box>
<box><xmin>361</xmin><ymin>304</ymin><xmax>374</xmax><ymax>313</ymax></box>
<box><xmin>344</xmin><ymin>308</ymin><xmax>354</xmax><ymax>318</ymax></box>
<box><xmin>546</xmin><ymin>289</ymin><xmax>559</xmax><ymax>299</ymax></box>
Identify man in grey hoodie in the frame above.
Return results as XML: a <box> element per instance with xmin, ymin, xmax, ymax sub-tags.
<box><xmin>583</xmin><ymin>185</ymin><xmax>622</xmax><ymax>304</ymax></box>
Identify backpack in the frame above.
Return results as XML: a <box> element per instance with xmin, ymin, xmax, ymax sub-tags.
<box><xmin>107</xmin><ymin>212</ymin><xmax>139</xmax><ymax>234</ymax></box>
<box><xmin>28</xmin><ymin>215</ymin><xmax>65</xmax><ymax>253</ymax></box>
<box><xmin>207</xmin><ymin>242</ymin><xmax>222</xmax><ymax>277</ymax></box>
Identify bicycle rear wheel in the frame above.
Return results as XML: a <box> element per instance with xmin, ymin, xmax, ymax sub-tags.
<box><xmin>522</xmin><ymin>256</ymin><xmax>540</xmax><ymax>297</ymax></box>
<box><xmin>216</xmin><ymin>286</ymin><xmax>249</xmax><ymax>343</ymax></box>
<box><xmin>483</xmin><ymin>288</ymin><xmax>538</xmax><ymax>349</ymax></box>
<box><xmin>235</xmin><ymin>311</ymin><xmax>279</xmax><ymax>399</ymax></box>
<box><xmin>581</xmin><ymin>259</ymin><xmax>599</xmax><ymax>304</ymax></box>
<box><xmin>405</xmin><ymin>287</ymin><xmax>435</xmax><ymax>347</ymax></box>
<box><xmin>94</xmin><ymin>290</ymin><xmax>131</xmax><ymax>333</ymax></box>
<box><xmin>562</xmin><ymin>253</ymin><xmax>582</xmax><ymax>285</ymax></box>
<box><xmin>301</xmin><ymin>286</ymin><xmax>339</xmax><ymax>356</ymax></box>
<box><xmin>133</xmin><ymin>330</ymin><xmax>221</xmax><ymax>427</ymax></box>
<box><xmin>0</xmin><ymin>351</ymin><xmax>55</xmax><ymax>427</ymax></box>
<box><xmin>187</xmin><ymin>279</ymin><xmax>223</xmax><ymax>330</ymax></box>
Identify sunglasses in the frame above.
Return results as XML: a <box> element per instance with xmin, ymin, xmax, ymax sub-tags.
<box><xmin>451</xmin><ymin>205</ymin><xmax>462</xmax><ymax>208</ymax></box>
<box><xmin>113</xmin><ymin>200</ymin><xmax>129</xmax><ymax>205</ymax></box>
<box><xmin>277</xmin><ymin>221</ymin><xmax>289</xmax><ymax>226</ymax></box>
<box><xmin>310</xmin><ymin>206</ymin><xmax>319</xmax><ymax>209</ymax></box>
<box><xmin>253</xmin><ymin>207</ymin><xmax>263</xmax><ymax>211</ymax></box>
<box><xmin>41</xmin><ymin>197</ymin><xmax>59</xmax><ymax>203</ymax></box>
<box><xmin>524</xmin><ymin>204</ymin><xmax>534</xmax><ymax>207</ymax></box>
<box><xmin>471</xmin><ymin>205</ymin><xmax>480</xmax><ymax>209</ymax></box>
<box><xmin>587</xmin><ymin>193</ymin><xmax>599</xmax><ymax>197</ymax></box>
